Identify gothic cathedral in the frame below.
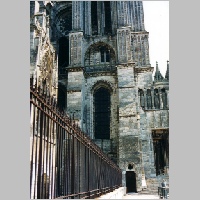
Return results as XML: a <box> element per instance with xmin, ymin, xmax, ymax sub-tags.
<box><xmin>30</xmin><ymin>1</ymin><xmax>169</xmax><ymax>193</ymax></box>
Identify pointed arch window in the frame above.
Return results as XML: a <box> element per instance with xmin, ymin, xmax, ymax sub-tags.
<box><xmin>94</xmin><ymin>87</ymin><xmax>111</xmax><ymax>139</ymax></box>
<box><xmin>100</xmin><ymin>47</ymin><xmax>110</xmax><ymax>63</ymax></box>
<box><xmin>104</xmin><ymin>1</ymin><xmax>112</xmax><ymax>34</ymax></box>
<box><xmin>91</xmin><ymin>1</ymin><xmax>98</xmax><ymax>35</ymax></box>
<box><xmin>91</xmin><ymin>1</ymin><xmax>112</xmax><ymax>35</ymax></box>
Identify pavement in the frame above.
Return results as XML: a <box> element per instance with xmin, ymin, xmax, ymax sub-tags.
<box><xmin>122</xmin><ymin>192</ymin><xmax>160</xmax><ymax>199</ymax></box>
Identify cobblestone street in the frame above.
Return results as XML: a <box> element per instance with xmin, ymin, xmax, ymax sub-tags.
<box><xmin>122</xmin><ymin>193</ymin><xmax>160</xmax><ymax>199</ymax></box>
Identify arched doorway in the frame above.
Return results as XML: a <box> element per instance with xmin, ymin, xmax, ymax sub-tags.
<box><xmin>126</xmin><ymin>171</ymin><xmax>137</xmax><ymax>193</ymax></box>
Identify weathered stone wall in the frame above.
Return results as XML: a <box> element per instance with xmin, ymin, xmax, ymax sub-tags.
<box><xmin>117</xmin><ymin>27</ymin><xmax>132</xmax><ymax>64</ymax></box>
<box><xmin>131</xmin><ymin>32</ymin><xmax>150</xmax><ymax>67</ymax></box>
<box><xmin>66</xmin><ymin>71</ymin><xmax>84</xmax><ymax>125</ymax></box>
<box><xmin>30</xmin><ymin>30</ymin><xmax>37</xmax><ymax>74</ymax></box>
<box><xmin>69</xmin><ymin>32</ymin><xmax>83</xmax><ymax>66</ymax></box>
<box><xmin>30</xmin><ymin>1</ymin><xmax>58</xmax><ymax>97</ymax></box>
<box><xmin>137</xmin><ymin>71</ymin><xmax>153</xmax><ymax>88</ymax></box>
<box><xmin>145</xmin><ymin>110</ymin><xmax>169</xmax><ymax>129</ymax></box>
<box><xmin>117</xmin><ymin>64</ymin><xmax>144</xmax><ymax>191</ymax></box>
<box><xmin>139</xmin><ymin>108</ymin><xmax>169</xmax><ymax>178</ymax></box>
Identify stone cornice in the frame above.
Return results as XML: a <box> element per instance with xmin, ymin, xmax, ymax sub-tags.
<box><xmin>130</xmin><ymin>31</ymin><xmax>149</xmax><ymax>35</ymax></box>
<box><xmin>83</xmin><ymin>71</ymin><xmax>116</xmax><ymax>77</ymax></box>
<box><xmin>154</xmin><ymin>80</ymin><xmax>169</xmax><ymax>85</ymax></box>
<box><xmin>118</xmin><ymin>86</ymin><xmax>134</xmax><ymax>89</ymax></box>
<box><xmin>119</xmin><ymin>115</ymin><xmax>137</xmax><ymax>118</ymax></box>
<box><xmin>67</xmin><ymin>90</ymin><xmax>81</xmax><ymax>93</ymax></box>
<box><xmin>116</xmin><ymin>63</ymin><xmax>136</xmax><ymax>68</ymax></box>
<box><xmin>134</xmin><ymin>66</ymin><xmax>154</xmax><ymax>73</ymax></box>
<box><xmin>151</xmin><ymin>127</ymin><xmax>169</xmax><ymax>130</ymax></box>
<box><xmin>144</xmin><ymin>108</ymin><xmax>169</xmax><ymax>111</ymax></box>
<box><xmin>66</xmin><ymin>66</ymin><xmax>84</xmax><ymax>72</ymax></box>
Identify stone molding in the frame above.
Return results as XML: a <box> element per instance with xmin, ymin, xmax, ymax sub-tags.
<box><xmin>66</xmin><ymin>66</ymin><xmax>84</xmax><ymax>72</ymax></box>
<box><xmin>90</xmin><ymin>79</ymin><xmax>115</xmax><ymax>94</ymax></box>
<box><xmin>67</xmin><ymin>90</ymin><xmax>81</xmax><ymax>94</ymax></box>
<box><xmin>84</xmin><ymin>71</ymin><xmax>116</xmax><ymax>78</ymax></box>
<box><xmin>134</xmin><ymin>66</ymin><xmax>154</xmax><ymax>73</ymax></box>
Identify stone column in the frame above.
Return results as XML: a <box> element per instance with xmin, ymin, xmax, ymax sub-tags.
<box><xmin>84</xmin><ymin>1</ymin><xmax>91</xmax><ymax>36</ymax></box>
<box><xmin>69</xmin><ymin>32</ymin><xmax>83</xmax><ymax>67</ymax></box>
<box><xmin>117</xmin><ymin>1</ymin><xmax>128</xmax><ymax>27</ymax></box>
<box><xmin>151</xmin><ymin>89</ymin><xmax>155</xmax><ymax>109</ymax></box>
<box><xmin>30</xmin><ymin>18</ymin><xmax>36</xmax><ymax>74</ymax></box>
<box><xmin>97</xmin><ymin>1</ymin><xmax>102</xmax><ymax>35</ymax></box>
<box><xmin>117</xmin><ymin>63</ymin><xmax>142</xmax><ymax>189</ymax></box>
<box><xmin>117</xmin><ymin>27</ymin><xmax>131</xmax><ymax>64</ymax></box>
<box><xmin>138</xmin><ymin>1</ymin><xmax>145</xmax><ymax>31</ymax></box>
<box><xmin>67</xmin><ymin>30</ymin><xmax>84</xmax><ymax>125</ymax></box>
<box><xmin>158</xmin><ymin>88</ymin><xmax>163</xmax><ymax>109</ymax></box>
<box><xmin>110</xmin><ymin>1</ymin><xmax>118</xmax><ymax>34</ymax></box>
<box><xmin>144</xmin><ymin>89</ymin><xmax>147</xmax><ymax>110</ymax></box>
<box><xmin>166</xmin><ymin>90</ymin><xmax>169</xmax><ymax>109</ymax></box>
<box><xmin>144</xmin><ymin>34</ymin><xmax>150</xmax><ymax>65</ymax></box>
<box><xmin>72</xmin><ymin>1</ymin><xmax>84</xmax><ymax>31</ymax></box>
<box><xmin>164</xmin><ymin>145</ymin><xmax>168</xmax><ymax>168</ymax></box>
<box><xmin>128</xmin><ymin>1</ymin><xmax>145</xmax><ymax>32</ymax></box>
<box><xmin>122</xmin><ymin>170</ymin><xmax>126</xmax><ymax>187</ymax></box>
<box><xmin>66</xmin><ymin>69</ymin><xmax>84</xmax><ymax>126</ymax></box>
<box><xmin>138</xmin><ymin>93</ymin><xmax>141</xmax><ymax>107</ymax></box>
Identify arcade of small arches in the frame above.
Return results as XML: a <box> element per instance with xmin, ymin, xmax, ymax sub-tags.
<box><xmin>138</xmin><ymin>88</ymin><xmax>169</xmax><ymax>110</ymax></box>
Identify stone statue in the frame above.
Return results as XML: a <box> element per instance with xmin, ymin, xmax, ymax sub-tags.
<box><xmin>140</xmin><ymin>94</ymin><xmax>145</xmax><ymax>108</ymax></box>
<box><xmin>154</xmin><ymin>93</ymin><xmax>160</xmax><ymax>109</ymax></box>
<box><xmin>147</xmin><ymin>95</ymin><xmax>152</xmax><ymax>109</ymax></box>
<box><xmin>162</xmin><ymin>92</ymin><xmax>167</xmax><ymax>108</ymax></box>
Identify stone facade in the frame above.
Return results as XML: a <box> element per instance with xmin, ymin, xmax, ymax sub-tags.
<box><xmin>30</xmin><ymin>1</ymin><xmax>169</xmax><ymax>193</ymax></box>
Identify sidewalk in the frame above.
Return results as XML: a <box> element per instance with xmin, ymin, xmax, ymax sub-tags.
<box><xmin>122</xmin><ymin>192</ymin><xmax>159</xmax><ymax>199</ymax></box>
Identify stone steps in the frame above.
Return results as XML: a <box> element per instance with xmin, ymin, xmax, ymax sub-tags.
<box><xmin>139</xmin><ymin>176</ymin><xmax>169</xmax><ymax>196</ymax></box>
<box><xmin>140</xmin><ymin>190</ymin><xmax>158</xmax><ymax>195</ymax></box>
<box><xmin>140</xmin><ymin>176</ymin><xmax>169</xmax><ymax>192</ymax></box>
<box><xmin>139</xmin><ymin>178</ymin><xmax>160</xmax><ymax>195</ymax></box>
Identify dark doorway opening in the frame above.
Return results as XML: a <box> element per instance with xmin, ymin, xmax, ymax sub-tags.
<box><xmin>126</xmin><ymin>171</ymin><xmax>137</xmax><ymax>193</ymax></box>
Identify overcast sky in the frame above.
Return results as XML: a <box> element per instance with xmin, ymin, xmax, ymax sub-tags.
<box><xmin>143</xmin><ymin>1</ymin><xmax>169</xmax><ymax>77</ymax></box>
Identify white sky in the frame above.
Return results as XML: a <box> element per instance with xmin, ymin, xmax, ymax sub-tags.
<box><xmin>143</xmin><ymin>1</ymin><xmax>169</xmax><ymax>77</ymax></box>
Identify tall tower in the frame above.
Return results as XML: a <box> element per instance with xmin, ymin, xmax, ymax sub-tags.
<box><xmin>62</xmin><ymin>1</ymin><xmax>155</xmax><ymax>191</ymax></box>
<box><xmin>30</xmin><ymin>1</ymin><xmax>169</xmax><ymax>193</ymax></box>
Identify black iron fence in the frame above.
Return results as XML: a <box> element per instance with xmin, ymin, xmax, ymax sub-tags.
<box><xmin>30</xmin><ymin>77</ymin><xmax>122</xmax><ymax>199</ymax></box>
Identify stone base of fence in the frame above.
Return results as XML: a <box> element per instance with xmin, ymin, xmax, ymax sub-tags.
<box><xmin>96</xmin><ymin>187</ymin><xmax>126</xmax><ymax>199</ymax></box>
